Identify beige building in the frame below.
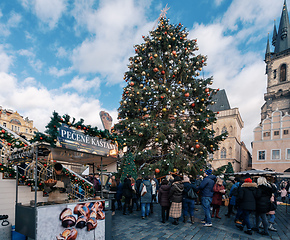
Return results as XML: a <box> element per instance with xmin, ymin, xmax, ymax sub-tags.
<box><xmin>252</xmin><ymin>1</ymin><xmax>290</xmax><ymax>173</ymax></box>
<box><xmin>208</xmin><ymin>90</ymin><xmax>251</xmax><ymax>172</ymax></box>
<box><xmin>0</xmin><ymin>106</ymin><xmax>38</xmax><ymax>140</ymax></box>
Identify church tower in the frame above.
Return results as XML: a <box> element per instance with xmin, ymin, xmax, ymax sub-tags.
<box><xmin>252</xmin><ymin>0</ymin><xmax>290</xmax><ymax>174</ymax></box>
<box><xmin>262</xmin><ymin>0</ymin><xmax>290</xmax><ymax>121</ymax></box>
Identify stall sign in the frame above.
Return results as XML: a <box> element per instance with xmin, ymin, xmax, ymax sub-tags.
<box><xmin>9</xmin><ymin>147</ymin><xmax>34</xmax><ymax>161</ymax></box>
<box><xmin>57</xmin><ymin>124</ymin><xmax>118</xmax><ymax>156</ymax></box>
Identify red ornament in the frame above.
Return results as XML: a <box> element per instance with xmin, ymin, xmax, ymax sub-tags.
<box><xmin>195</xmin><ymin>144</ymin><xmax>200</xmax><ymax>149</ymax></box>
<box><xmin>184</xmin><ymin>92</ymin><xmax>189</xmax><ymax>97</ymax></box>
<box><xmin>153</xmin><ymin>68</ymin><xmax>159</xmax><ymax>72</ymax></box>
<box><xmin>39</xmin><ymin>137</ymin><xmax>43</xmax><ymax>140</ymax></box>
<box><xmin>83</xmin><ymin>127</ymin><xmax>86</xmax><ymax>130</ymax></box>
<box><xmin>172</xmin><ymin>75</ymin><xmax>175</xmax><ymax>78</ymax></box>
<box><xmin>1</xmin><ymin>130</ymin><xmax>5</xmax><ymax>133</ymax></box>
<box><xmin>161</xmin><ymin>70</ymin><xmax>165</xmax><ymax>75</ymax></box>
<box><xmin>205</xmin><ymin>88</ymin><xmax>209</xmax><ymax>93</ymax></box>
<box><xmin>161</xmin><ymin>95</ymin><xmax>164</xmax><ymax>99</ymax></box>
<box><xmin>130</xmin><ymin>82</ymin><xmax>134</xmax><ymax>86</ymax></box>
<box><xmin>179</xmin><ymin>23</ymin><xmax>181</xmax><ymax>26</ymax></box>
<box><xmin>150</xmin><ymin>56</ymin><xmax>153</xmax><ymax>60</ymax></box>
<box><xmin>77</xmin><ymin>126</ymin><xmax>81</xmax><ymax>129</ymax></box>
<box><xmin>53</xmin><ymin>125</ymin><xmax>56</xmax><ymax>128</ymax></box>
<box><xmin>172</xmin><ymin>50</ymin><xmax>176</xmax><ymax>55</ymax></box>
<box><xmin>142</xmin><ymin>35</ymin><xmax>145</xmax><ymax>38</ymax></box>
<box><xmin>203</xmin><ymin>128</ymin><xmax>206</xmax><ymax>130</ymax></box>
<box><xmin>155</xmin><ymin>168</ymin><xmax>160</xmax><ymax>173</ymax></box>
<box><xmin>8</xmin><ymin>143</ymin><xmax>11</xmax><ymax>146</ymax></box>
<box><xmin>200</xmin><ymin>169</ymin><xmax>203</xmax><ymax>171</ymax></box>
<box><xmin>191</xmin><ymin>103</ymin><xmax>195</xmax><ymax>107</ymax></box>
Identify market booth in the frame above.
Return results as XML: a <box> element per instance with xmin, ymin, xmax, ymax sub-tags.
<box><xmin>10</xmin><ymin>122</ymin><xmax>119</xmax><ymax>240</ymax></box>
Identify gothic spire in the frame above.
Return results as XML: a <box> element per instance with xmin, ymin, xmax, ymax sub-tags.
<box><xmin>266</xmin><ymin>34</ymin><xmax>271</xmax><ymax>55</ymax></box>
<box><xmin>274</xmin><ymin>0</ymin><xmax>290</xmax><ymax>53</ymax></box>
<box><xmin>272</xmin><ymin>20</ymin><xmax>277</xmax><ymax>46</ymax></box>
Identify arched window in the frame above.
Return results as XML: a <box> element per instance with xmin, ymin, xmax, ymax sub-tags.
<box><xmin>221</xmin><ymin>147</ymin><xmax>226</xmax><ymax>158</ymax></box>
<box><xmin>215</xmin><ymin>128</ymin><xmax>219</xmax><ymax>135</ymax></box>
<box><xmin>280</xmin><ymin>64</ymin><xmax>286</xmax><ymax>82</ymax></box>
<box><xmin>222</xmin><ymin>126</ymin><xmax>227</xmax><ymax>134</ymax></box>
<box><xmin>229</xmin><ymin>126</ymin><xmax>233</xmax><ymax>136</ymax></box>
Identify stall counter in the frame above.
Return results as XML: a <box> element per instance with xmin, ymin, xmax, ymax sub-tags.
<box><xmin>15</xmin><ymin>199</ymin><xmax>112</xmax><ymax>240</ymax></box>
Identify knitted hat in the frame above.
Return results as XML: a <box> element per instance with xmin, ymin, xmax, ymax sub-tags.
<box><xmin>205</xmin><ymin>169</ymin><xmax>212</xmax><ymax>175</ymax></box>
<box><xmin>244</xmin><ymin>178</ymin><xmax>252</xmax><ymax>183</ymax></box>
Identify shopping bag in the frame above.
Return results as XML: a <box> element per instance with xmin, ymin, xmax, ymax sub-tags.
<box><xmin>141</xmin><ymin>184</ymin><xmax>147</xmax><ymax>196</ymax></box>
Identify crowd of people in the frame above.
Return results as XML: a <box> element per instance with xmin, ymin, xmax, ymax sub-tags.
<box><xmin>87</xmin><ymin>171</ymin><xmax>290</xmax><ymax>236</ymax></box>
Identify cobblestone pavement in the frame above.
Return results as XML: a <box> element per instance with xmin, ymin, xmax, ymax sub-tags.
<box><xmin>112</xmin><ymin>203</ymin><xmax>290</xmax><ymax>240</ymax></box>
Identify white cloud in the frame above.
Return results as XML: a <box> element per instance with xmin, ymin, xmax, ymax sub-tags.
<box><xmin>215</xmin><ymin>0</ymin><xmax>224</xmax><ymax>6</ymax></box>
<box><xmin>0</xmin><ymin>45</ymin><xmax>13</xmax><ymax>72</ymax></box>
<box><xmin>18</xmin><ymin>48</ymin><xmax>43</xmax><ymax>72</ymax></box>
<box><xmin>21</xmin><ymin>0</ymin><xmax>68</xmax><ymax>29</ymax></box>
<box><xmin>0</xmin><ymin>72</ymin><xmax>115</xmax><ymax>132</ymax></box>
<box><xmin>56</xmin><ymin>46</ymin><xmax>67</xmax><ymax>58</ymax></box>
<box><xmin>61</xmin><ymin>76</ymin><xmax>101</xmax><ymax>93</ymax></box>
<box><xmin>71</xmin><ymin>0</ymin><xmax>154</xmax><ymax>84</ymax></box>
<box><xmin>49</xmin><ymin>66</ymin><xmax>73</xmax><ymax>77</ymax></box>
<box><xmin>0</xmin><ymin>11</ymin><xmax>22</xmax><ymax>36</ymax></box>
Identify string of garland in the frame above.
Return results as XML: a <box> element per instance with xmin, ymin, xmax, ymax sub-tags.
<box><xmin>0</xmin><ymin>162</ymin><xmax>94</xmax><ymax>194</ymax></box>
<box><xmin>0</xmin><ymin>162</ymin><xmax>44</xmax><ymax>190</ymax></box>
<box><xmin>30</xmin><ymin>111</ymin><xmax>124</xmax><ymax>149</ymax></box>
<box><xmin>0</xmin><ymin>127</ymin><xmax>28</xmax><ymax>149</ymax></box>
<box><xmin>62</xmin><ymin>168</ymin><xmax>94</xmax><ymax>195</ymax></box>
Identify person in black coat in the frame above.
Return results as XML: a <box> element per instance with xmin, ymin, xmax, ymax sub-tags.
<box><xmin>236</xmin><ymin>177</ymin><xmax>257</xmax><ymax>235</ymax></box>
<box><xmin>252</xmin><ymin>177</ymin><xmax>274</xmax><ymax>236</ymax></box>
<box><xmin>122</xmin><ymin>176</ymin><xmax>133</xmax><ymax>215</ymax></box>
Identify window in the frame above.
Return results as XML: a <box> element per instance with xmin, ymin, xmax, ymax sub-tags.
<box><xmin>284</xmin><ymin>130</ymin><xmax>289</xmax><ymax>135</ymax></box>
<box><xmin>263</xmin><ymin>132</ymin><xmax>270</xmax><ymax>137</ymax></box>
<box><xmin>286</xmin><ymin>149</ymin><xmax>290</xmax><ymax>159</ymax></box>
<box><xmin>258</xmin><ymin>151</ymin><xmax>265</xmax><ymax>160</ymax></box>
<box><xmin>274</xmin><ymin>131</ymin><xmax>279</xmax><ymax>136</ymax></box>
<box><xmin>11</xmin><ymin>125</ymin><xmax>13</xmax><ymax>131</ymax></box>
<box><xmin>26</xmin><ymin>129</ymin><xmax>28</xmax><ymax>133</ymax></box>
<box><xmin>222</xmin><ymin>127</ymin><xmax>227</xmax><ymax>134</ymax></box>
<box><xmin>3</xmin><ymin>122</ymin><xmax>6</xmax><ymax>127</ymax></box>
<box><xmin>221</xmin><ymin>148</ymin><xmax>226</xmax><ymax>158</ymax></box>
<box><xmin>272</xmin><ymin>150</ymin><xmax>280</xmax><ymax>160</ymax></box>
<box><xmin>280</xmin><ymin>64</ymin><xmax>286</xmax><ymax>82</ymax></box>
<box><xmin>274</xmin><ymin>69</ymin><xmax>277</xmax><ymax>79</ymax></box>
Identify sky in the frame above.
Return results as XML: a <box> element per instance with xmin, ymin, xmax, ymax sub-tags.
<box><xmin>0</xmin><ymin>0</ymin><xmax>286</xmax><ymax>152</ymax></box>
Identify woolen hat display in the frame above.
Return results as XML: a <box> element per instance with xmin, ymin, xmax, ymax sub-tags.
<box><xmin>244</xmin><ymin>178</ymin><xmax>252</xmax><ymax>183</ymax></box>
<box><xmin>205</xmin><ymin>169</ymin><xmax>212</xmax><ymax>175</ymax></box>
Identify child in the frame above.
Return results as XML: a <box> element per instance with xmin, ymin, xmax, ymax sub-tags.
<box><xmin>267</xmin><ymin>194</ymin><xmax>277</xmax><ymax>232</ymax></box>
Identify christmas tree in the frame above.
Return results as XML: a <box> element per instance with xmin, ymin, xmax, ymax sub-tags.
<box><xmin>114</xmin><ymin>17</ymin><xmax>227</xmax><ymax>176</ymax></box>
<box><xmin>120</xmin><ymin>152</ymin><xmax>137</xmax><ymax>181</ymax></box>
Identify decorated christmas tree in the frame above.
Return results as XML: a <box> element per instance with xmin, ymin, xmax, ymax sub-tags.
<box><xmin>120</xmin><ymin>152</ymin><xmax>137</xmax><ymax>181</ymax></box>
<box><xmin>114</xmin><ymin>16</ymin><xmax>227</xmax><ymax>176</ymax></box>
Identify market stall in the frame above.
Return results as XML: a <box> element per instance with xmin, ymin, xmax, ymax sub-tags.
<box><xmin>9</xmin><ymin>116</ymin><xmax>120</xmax><ymax>240</ymax></box>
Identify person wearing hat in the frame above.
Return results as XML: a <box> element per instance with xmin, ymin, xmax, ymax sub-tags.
<box><xmin>236</xmin><ymin>177</ymin><xmax>257</xmax><ymax>235</ymax></box>
<box><xmin>198</xmin><ymin>169</ymin><xmax>216</xmax><ymax>227</ymax></box>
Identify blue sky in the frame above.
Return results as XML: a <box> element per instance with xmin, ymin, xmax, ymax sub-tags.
<box><xmin>0</xmin><ymin>0</ymin><xmax>286</xmax><ymax>150</ymax></box>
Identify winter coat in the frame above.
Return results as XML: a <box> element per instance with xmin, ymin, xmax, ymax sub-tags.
<box><xmin>158</xmin><ymin>184</ymin><xmax>171</xmax><ymax>207</ymax></box>
<box><xmin>122</xmin><ymin>178</ymin><xmax>133</xmax><ymax>198</ymax></box>
<box><xmin>139</xmin><ymin>180</ymin><xmax>152</xmax><ymax>203</ymax></box>
<box><xmin>229</xmin><ymin>182</ymin><xmax>240</xmax><ymax>206</ymax></box>
<box><xmin>198</xmin><ymin>175</ymin><xmax>216</xmax><ymax>198</ymax></box>
<box><xmin>136</xmin><ymin>178</ymin><xmax>143</xmax><ymax>196</ymax></box>
<box><xmin>212</xmin><ymin>183</ymin><xmax>225</xmax><ymax>206</ymax></box>
<box><xmin>116</xmin><ymin>182</ymin><xmax>123</xmax><ymax>200</ymax></box>
<box><xmin>256</xmin><ymin>184</ymin><xmax>274</xmax><ymax>214</ymax></box>
<box><xmin>168</xmin><ymin>181</ymin><xmax>184</xmax><ymax>203</ymax></box>
<box><xmin>237</xmin><ymin>182</ymin><xmax>257</xmax><ymax>211</ymax></box>
<box><xmin>182</xmin><ymin>182</ymin><xmax>198</xmax><ymax>199</ymax></box>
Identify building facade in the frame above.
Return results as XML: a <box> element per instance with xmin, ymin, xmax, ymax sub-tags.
<box><xmin>0</xmin><ymin>106</ymin><xmax>38</xmax><ymax>140</ymax></box>
<box><xmin>208</xmin><ymin>90</ymin><xmax>251</xmax><ymax>172</ymax></box>
<box><xmin>252</xmin><ymin>0</ymin><xmax>290</xmax><ymax>173</ymax></box>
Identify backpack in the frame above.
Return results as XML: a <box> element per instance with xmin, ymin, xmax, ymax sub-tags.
<box><xmin>187</xmin><ymin>187</ymin><xmax>197</xmax><ymax>199</ymax></box>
